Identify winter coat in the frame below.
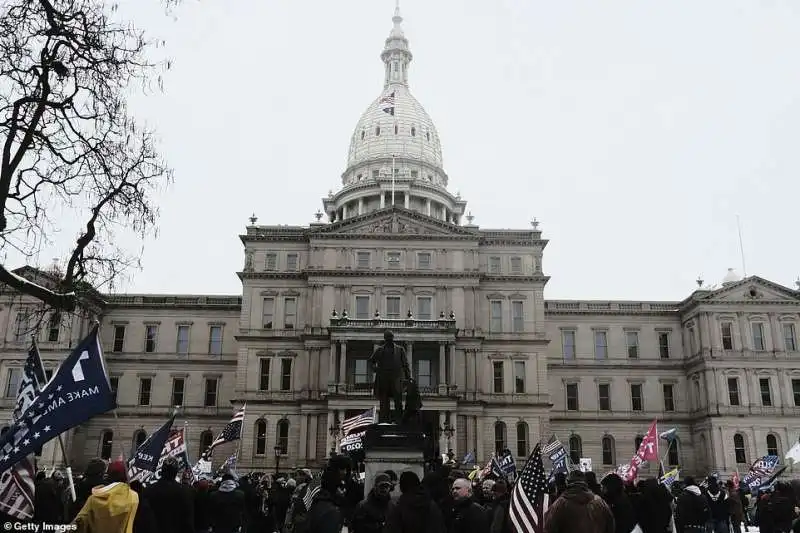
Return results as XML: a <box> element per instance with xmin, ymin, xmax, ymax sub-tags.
<box><xmin>305</xmin><ymin>489</ymin><xmax>343</xmax><ymax>533</ymax></box>
<box><xmin>705</xmin><ymin>488</ymin><xmax>730</xmax><ymax>523</ymax></box>
<box><xmin>143</xmin><ymin>477</ymin><xmax>195</xmax><ymax>533</ymax></box>
<box><xmin>209</xmin><ymin>479</ymin><xmax>246</xmax><ymax>533</ymax></box>
<box><xmin>544</xmin><ymin>482</ymin><xmax>615</xmax><ymax>533</ymax></box>
<box><xmin>132</xmin><ymin>495</ymin><xmax>157</xmax><ymax>533</ymax></box>
<box><xmin>490</xmin><ymin>495</ymin><xmax>513</xmax><ymax>533</ymax></box>
<box><xmin>351</xmin><ymin>489</ymin><xmax>392</xmax><ymax>533</ymax></box>
<box><xmin>449</xmin><ymin>497</ymin><xmax>489</xmax><ymax>533</ymax></box>
<box><xmin>385</xmin><ymin>487</ymin><xmax>446</xmax><ymax>533</ymax></box>
<box><xmin>727</xmin><ymin>490</ymin><xmax>745</xmax><ymax>524</ymax></box>
<box><xmin>72</xmin><ymin>482</ymin><xmax>139</xmax><ymax>533</ymax></box>
<box><xmin>601</xmin><ymin>489</ymin><xmax>636</xmax><ymax>533</ymax></box>
<box><xmin>674</xmin><ymin>486</ymin><xmax>709</xmax><ymax>532</ymax></box>
<box><xmin>631</xmin><ymin>484</ymin><xmax>673</xmax><ymax>533</ymax></box>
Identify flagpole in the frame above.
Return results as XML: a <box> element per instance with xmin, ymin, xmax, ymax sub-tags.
<box><xmin>235</xmin><ymin>403</ymin><xmax>246</xmax><ymax>463</ymax></box>
<box><xmin>391</xmin><ymin>155</ymin><xmax>396</xmax><ymax>206</ymax></box>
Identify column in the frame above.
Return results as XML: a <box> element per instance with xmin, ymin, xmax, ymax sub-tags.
<box><xmin>475</xmin><ymin>416</ymin><xmax>485</xmax><ymax>462</ymax></box>
<box><xmin>380</xmin><ymin>193</ymin><xmax>385</xmax><ymax>208</ymax></box>
<box><xmin>406</xmin><ymin>342</ymin><xmax>414</xmax><ymax>380</ymax></box>
<box><xmin>326</xmin><ymin>410</ymin><xmax>335</xmax><ymax>455</ymax></box>
<box><xmin>438</xmin><ymin>342</ymin><xmax>447</xmax><ymax>394</ymax></box>
<box><xmin>404</xmin><ymin>194</ymin><xmax>410</xmax><ymax>209</ymax></box>
<box><xmin>443</xmin><ymin>208</ymin><xmax>448</xmax><ymax>221</ymax></box>
<box><xmin>449</xmin><ymin>344</ymin><xmax>456</xmax><ymax>389</ymax></box>
<box><xmin>299</xmin><ymin>414</ymin><xmax>308</xmax><ymax>460</ymax></box>
<box><xmin>339</xmin><ymin>341</ymin><xmax>347</xmax><ymax>389</ymax></box>
<box><xmin>438</xmin><ymin>410</ymin><xmax>447</xmax><ymax>456</ymax></box>
<box><xmin>307</xmin><ymin>414</ymin><xmax>318</xmax><ymax>460</ymax></box>
<box><xmin>426</xmin><ymin>198</ymin><xmax>431</xmax><ymax>216</ymax></box>
<box><xmin>342</xmin><ymin>204</ymin><xmax>348</xmax><ymax>220</ymax></box>
<box><xmin>358</xmin><ymin>197</ymin><xmax>364</xmax><ymax>215</ymax></box>
<box><xmin>328</xmin><ymin>342</ymin><xmax>337</xmax><ymax>392</ymax></box>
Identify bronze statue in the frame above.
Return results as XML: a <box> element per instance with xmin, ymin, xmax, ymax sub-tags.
<box><xmin>370</xmin><ymin>330</ymin><xmax>411</xmax><ymax>423</ymax></box>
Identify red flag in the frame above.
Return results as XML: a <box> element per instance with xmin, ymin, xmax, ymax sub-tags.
<box><xmin>622</xmin><ymin>420</ymin><xmax>659</xmax><ymax>482</ymax></box>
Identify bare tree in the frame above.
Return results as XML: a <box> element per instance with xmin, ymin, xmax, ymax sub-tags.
<box><xmin>0</xmin><ymin>0</ymin><xmax>174</xmax><ymax>312</ymax></box>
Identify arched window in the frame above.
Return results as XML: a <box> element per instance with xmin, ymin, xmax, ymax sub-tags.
<box><xmin>132</xmin><ymin>430</ymin><xmax>147</xmax><ymax>453</ymax></box>
<box><xmin>734</xmin><ymin>433</ymin><xmax>747</xmax><ymax>464</ymax></box>
<box><xmin>766</xmin><ymin>434</ymin><xmax>779</xmax><ymax>456</ymax></box>
<box><xmin>634</xmin><ymin>435</ymin><xmax>643</xmax><ymax>452</ymax></box>
<box><xmin>361</xmin><ymin>130</ymin><xmax>365</xmax><ymax>140</ymax></box>
<box><xmin>254</xmin><ymin>419</ymin><xmax>267</xmax><ymax>456</ymax></box>
<box><xmin>426</xmin><ymin>131</ymin><xmax>430</xmax><ymax>141</ymax></box>
<box><xmin>516</xmin><ymin>421</ymin><xmax>528</xmax><ymax>457</ymax></box>
<box><xmin>602</xmin><ymin>435</ymin><xmax>616</xmax><ymax>466</ymax></box>
<box><xmin>100</xmin><ymin>430</ymin><xmax>113</xmax><ymax>460</ymax></box>
<box><xmin>667</xmin><ymin>438</ymin><xmax>680</xmax><ymax>466</ymax></box>
<box><xmin>276</xmin><ymin>419</ymin><xmax>289</xmax><ymax>455</ymax></box>
<box><xmin>494</xmin><ymin>421</ymin><xmax>507</xmax><ymax>453</ymax></box>
<box><xmin>199</xmin><ymin>430</ymin><xmax>213</xmax><ymax>458</ymax></box>
<box><xmin>568</xmin><ymin>434</ymin><xmax>582</xmax><ymax>464</ymax></box>
<box><xmin>0</xmin><ymin>426</ymin><xmax>9</xmax><ymax>437</ymax></box>
<box><xmin>411</xmin><ymin>126</ymin><xmax>416</xmax><ymax>137</ymax></box>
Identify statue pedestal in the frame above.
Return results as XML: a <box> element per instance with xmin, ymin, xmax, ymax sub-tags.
<box><xmin>362</xmin><ymin>423</ymin><xmax>426</xmax><ymax>497</ymax></box>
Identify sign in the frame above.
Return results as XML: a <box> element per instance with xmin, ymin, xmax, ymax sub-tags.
<box><xmin>579</xmin><ymin>458</ymin><xmax>592</xmax><ymax>472</ymax></box>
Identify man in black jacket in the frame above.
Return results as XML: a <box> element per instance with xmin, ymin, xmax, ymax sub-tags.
<box><xmin>449</xmin><ymin>478</ymin><xmax>489</xmax><ymax>533</ymax></box>
<box><xmin>143</xmin><ymin>457</ymin><xmax>195</xmax><ymax>533</ymax></box>
<box><xmin>351</xmin><ymin>473</ymin><xmax>393</xmax><ymax>533</ymax></box>
<box><xmin>305</xmin><ymin>467</ymin><xmax>343</xmax><ymax>533</ymax></box>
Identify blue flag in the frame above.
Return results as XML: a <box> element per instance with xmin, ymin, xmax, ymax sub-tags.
<box><xmin>131</xmin><ymin>413</ymin><xmax>177</xmax><ymax>473</ymax></box>
<box><xmin>0</xmin><ymin>327</ymin><xmax>114</xmax><ymax>473</ymax></box>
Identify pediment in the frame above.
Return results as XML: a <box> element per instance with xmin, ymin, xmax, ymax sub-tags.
<box><xmin>698</xmin><ymin>277</ymin><xmax>800</xmax><ymax>303</ymax></box>
<box><xmin>311</xmin><ymin>207</ymin><xmax>477</xmax><ymax>238</ymax></box>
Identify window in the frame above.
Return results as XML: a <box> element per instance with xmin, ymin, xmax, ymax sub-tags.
<box><xmin>113</xmin><ymin>326</ymin><xmax>126</xmax><ymax>352</ymax></box>
<box><xmin>262</xmin><ymin>298</ymin><xmax>274</xmax><ymax>329</ymax></box>
<box><xmin>766</xmin><ymin>434</ymin><xmax>779</xmax><ymax>457</ymax></box>
<box><xmin>176</xmin><ymin>325</ymin><xmax>190</xmax><ymax>355</ymax></box>
<box><xmin>784</xmin><ymin>323</ymin><xmax>797</xmax><ymax>351</ymax></box>
<box><xmin>416</xmin><ymin>297</ymin><xmax>432</xmax><ymax>320</ymax></box>
<box><xmin>133</xmin><ymin>430</ymin><xmax>147</xmax><ymax>453</ymax></box>
<box><xmin>658</xmin><ymin>332</ymin><xmax>670</xmax><ymax>359</ymax></box>
<box><xmin>602</xmin><ymin>436</ymin><xmax>615</xmax><ymax>465</ymax></box>
<box><xmin>514</xmin><ymin>361</ymin><xmax>525</xmax><ymax>394</ymax></box>
<box><xmin>254</xmin><ymin>420</ymin><xmax>267</xmax><ymax>455</ymax></box>
<box><xmin>410</xmin><ymin>170</ymin><xmax>418</xmax><ymax>179</ymax></box>
<box><xmin>417</xmin><ymin>252</ymin><xmax>432</xmax><ymax>269</ymax></box>
<box><xmin>144</xmin><ymin>325</ymin><xmax>158</xmax><ymax>353</ymax></box>
<box><xmin>568</xmin><ymin>435</ymin><xmax>582</xmax><ymax>464</ymax></box>
<box><xmin>4</xmin><ymin>368</ymin><xmax>20</xmax><ymax>398</ymax></box>
<box><xmin>510</xmin><ymin>257</ymin><xmax>522</xmax><ymax>274</ymax></box>
<box><xmin>598</xmin><ymin>383</ymin><xmax>610</xmax><ymax>411</ymax></box>
<box><xmin>354</xmin><ymin>359</ymin><xmax>370</xmax><ymax>385</ymax></box>
<box><xmin>688</xmin><ymin>327</ymin><xmax>697</xmax><ymax>355</ymax></box>
<box><xmin>276</xmin><ymin>419</ymin><xmax>289</xmax><ymax>454</ymax></box>
<box><xmin>562</xmin><ymin>330</ymin><xmax>576</xmax><ymax>360</ymax></box>
<box><xmin>516</xmin><ymin>421</ymin><xmax>528</xmax><ymax>457</ymax></box>
<box><xmin>728</xmin><ymin>377</ymin><xmax>740</xmax><ymax>406</ymax></box>
<box><xmin>566</xmin><ymin>383</ymin><xmax>579</xmax><ymax>411</ymax></box>
<box><xmin>138</xmin><ymin>378</ymin><xmax>152</xmax><ymax>406</ymax></box>
<box><xmin>489</xmin><ymin>257</ymin><xmax>501</xmax><ymax>274</ymax></box>
<box><xmin>375</xmin><ymin>125</ymin><xmax>380</xmax><ymax>136</ymax></box>
<box><xmin>265</xmin><ymin>253</ymin><xmax>277</xmax><ymax>270</ymax></box>
<box><xmin>760</xmin><ymin>378</ymin><xmax>772</xmax><ymax>406</ymax></box>
<box><xmin>356</xmin><ymin>252</ymin><xmax>370</xmax><ymax>269</ymax></box>
<box><xmin>793</xmin><ymin>379</ymin><xmax>800</xmax><ymax>406</ymax></box>
<box><xmin>494</xmin><ymin>421</ymin><xmax>507</xmax><ymax>453</ymax></box>
<box><xmin>411</xmin><ymin>126</ymin><xmax>416</xmax><ymax>136</ymax></box>
<box><xmin>372</xmin><ymin>169</ymin><xmax>379</xmax><ymax>178</ymax></box>
<box><xmin>490</xmin><ymin>300</ymin><xmax>503</xmax><ymax>332</ymax></box>
<box><xmin>416</xmin><ymin>360</ymin><xmax>432</xmax><ymax>388</ymax></box>
<box><xmin>204</xmin><ymin>378</ymin><xmax>218</xmax><ymax>407</ymax></box>
<box><xmin>387</xmin><ymin>252</ymin><xmax>401</xmax><ymax>268</ymax></box>
<box><xmin>631</xmin><ymin>384</ymin><xmax>643</xmax><ymax>411</ymax></box>
<box><xmin>280</xmin><ymin>359</ymin><xmax>292</xmax><ymax>391</ymax></box>
<box><xmin>354</xmin><ymin>296</ymin><xmax>370</xmax><ymax>319</ymax></box>
<box><xmin>594</xmin><ymin>331</ymin><xmax>608</xmax><ymax>359</ymax></box>
<box><xmin>48</xmin><ymin>312</ymin><xmax>60</xmax><ymax>342</ymax></box>
<box><xmin>752</xmin><ymin>322</ymin><xmax>766</xmax><ymax>351</ymax></box>
<box><xmin>13</xmin><ymin>311</ymin><xmax>27</xmax><ymax>341</ymax></box>
<box><xmin>734</xmin><ymin>433</ymin><xmax>747</xmax><ymax>464</ymax></box>
<box><xmin>667</xmin><ymin>439</ymin><xmax>680</xmax><ymax>465</ymax></box>
<box><xmin>663</xmin><ymin>384</ymin><xmax>675</xmax><ymax>412</ymax></box>
<box><xmin>626</xmin><ymin>331</ymin><xmax>639</xmax><ymax>359</ymax></box>
<box><xmin>721</xmin><ymin>323</ymin><xmax>734</xmax><ymax>350</ymax></box>
<box><xmin>200</xmin><ymin>430</ymin><xmax>213</xmax><ymax>457</ymax></box>
<box><xmin>171</xmin><ymin>378</ymin><xmax>185</xmax><ymax>406</ymax></box>
<box><xmin>109</xmin><ymin>377</ymin><xmax>119</xmax><ymax>404</ymax></box>
<box><xmin>492</xmin><ymin>361</ymin><xmax>504</xmax><ymax>393</ymax></box>
<box><xmin>100</xmin><ymin>431</ymin><xmax>114</xmax><ymax>460</ymax></box>
<box><xmin>283</xmin><ymin>298</ymin><xmax>296</xmax><ymax>329</ymax></box>
<box><xmin>259</xmin><ymin>359</ymin><xmax>270</xmax><ymax>391</ymax></box>
<box><xmin>511</xmin><ymin>301</ymin><xmax>524</xmax><ymax>333</ymax></box>
<box><xmin>208</xmin><ymin>325</ymin><xmax>223</xmax><ymax>355</ymax></box>
<box><xmin>286</xmin><ymin>253</ymin><xmax>298</xmax><ymax>271</ymax></box>
<box><xmin>386</xmin><ymin>296</ymin><xmax>401</xmax><ymax>319</ymax></box>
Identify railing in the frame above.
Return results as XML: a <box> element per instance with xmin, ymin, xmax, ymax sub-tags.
<box><xmin>329</xmin><ymin>310</ymin><xmax>456</xmax><ymax>330</ymax></box>
<box><xmin>338</xmin><ymin>383</ymin><xmax>442</xmax><ymax>396</ymax></box>
<box><xmin>112</xmin><ymin>405</ymin><xmax>229</xmax><ymax>417</ymax></box>
<box><xmin>105</xmin><ymin>295</ymin><xmax>242</xmax><ymax>308</ymax></box>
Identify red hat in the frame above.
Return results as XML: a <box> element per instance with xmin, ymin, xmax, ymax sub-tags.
<box><xmin>106</xmin><ymin>460</ymin><xmax>128</xmax><ymax>481</ymax></box>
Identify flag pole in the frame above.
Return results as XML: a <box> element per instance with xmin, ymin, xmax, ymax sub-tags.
<box><xmin>235</xmin><ymin>403</ymin><xmax>246</xmax><ymax>462</ymax></box>
<box><xmin>391</xmin><ymin>155</ymin><xmax>396</xmax><ymax>206</ymax></box>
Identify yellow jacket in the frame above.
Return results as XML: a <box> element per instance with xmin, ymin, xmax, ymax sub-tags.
<box><xmin>73</xmin><ymin>482</ymin><xmax>139</xmax><ymax>533</ymax></box>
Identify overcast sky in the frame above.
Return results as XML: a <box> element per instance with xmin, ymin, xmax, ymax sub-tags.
<box><xmin>19</xmin><ymin>0</ymin><xmax>800</xmax><ymax>301</ymax></box>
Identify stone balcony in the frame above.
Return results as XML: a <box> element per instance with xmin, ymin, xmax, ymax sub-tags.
<box><xmin>328</xmin><ymin>310</ymin><xmax>457</xmax><ymax>332</ymax></box>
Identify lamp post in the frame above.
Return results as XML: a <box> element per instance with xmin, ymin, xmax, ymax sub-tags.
<box><xmin>274</xmin><ymin>445</ymin><xmax>282</xmax><ymax>475</ymax></box>
<box><xmin>329</xmin><ymin>420</ymin><xmax>342</xmax><ymax>455</ymax></box>
<box><xmin>440</xmin><ymin>418</ymin><xmax>455</xmax><ymax>460</ymax></box>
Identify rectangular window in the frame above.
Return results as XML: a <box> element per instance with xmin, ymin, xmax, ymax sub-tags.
<box><xmin>354</xmin><ymin>359</ymin><xmax>370</xmax><ymax>385</ymax></box>
<box><xmin>176</xmin><ymin>325</ymin><xmax>190</xmax><ymax>355</ymax></box>
<box><xmin>562</xmin><ymin>330</ymin><xmax>576</xmax><ymax>360</ymax></box>
<box><xmin>759</xmin><ymin>377</ymin><xmax>772</xmax><ymax>406</ymax></box>
<box><xmin>490</xmin><ymin>300</ymin><xmax>503</xmax><ymax>332</ymax></box>
<box><xmin>144</xmin><ymin>325</ymin><xmax>158</xmax><ymax>353</ymax></box>
<box><xmin>262</xmin><ymin>298</ymin><xmax>274</xmax><ymax>329</ymax></box>
<box><xmin>728</xmin><ymin>377</ymin><xmax>740</xmax><ymax>406</ymax></box>
<box><xmin>566</xmin><ymin>383</ymin><xmax>579</xmax><ymax>411</ymax></box>
<box><xmin>688</xmin><ymin>327</ymin><xmax>697</xmax><ymax>355</ymax></box>
<box><xmin>489</xmin><ymin>257</ymin><xmax>501</xmax><ymax>274</ymax></box>
<box><xmin>112</xmin><ymin>326</ymin><xmax>126</xmax><ymax>353</ymax></box>
<box><xmin>356</xmin><ymin>251</ymin><xmax>370</xmax><ymax>269</ymax></box>
<box><xmin>208</xmin><ymin>325</ymin><xmax>223</xmax><ymax>355</ymax></box>
<box><xmin>598</xmin><ymin>383</ymin><xmax>610</xmax><ymax>411</ymax></box>
<box><xmin>265</xmin><ymin>253</ymin><xmax>277</xmax><ymax>271</ymax></box>
<box><xmin>514</xmin><ymin>361</ymin><xmax>525</xmax><ymax>394</ymax></box>
<box><xmin>752</xmin><ymin>322</ymin><xmax>765</xmax><ymax>351</ymax></box>
<box><xmin>663</xmin><ymin>384</ymin><xmax>675</xmax><ymax>412</ymax></box>
<box><xmin>386</xmin><ymin>296</ymin><xmax>401</xmax><ymax>319</ymax></box>
<box><xmin>416</xmin><ymin>297</ymin><xmax>432</xmax><ymax>320</ymax></box>
<box><xmin>204</xmin><ymin>378</ymin><xmax>218</xmax><ymax>407</ymax></box>
<box><xmin>171</xmin><ymin>378</ymin><xmax>185</xmax><ymax>406</ymax></box>
<box><xmin>286</xmin><ymin>253</ymin><xmax>298</xmax><ymax>271</ymax></box>
<box><xmin>355</xmin><ymin>296</ymin><xmax>370</xmax><ymax>319</ymax></box>
<box><xmin>658</xmin><ymin>332</ymin><xmax>670</xmax><ymax>359</ymax></box>
<box><xmin>784</xmin><ymin>323</ymin><xmax>797</xmax><ymax>352</ymax></box>
<box><xmin>5</xmin><ymin>368</ymin><xmax>20</xmax><ymax>398</ymax></box>
<box><xmin>631</xmin><ymin>384</ymin><xmax>643</xmax><ymax>411</ymax></box>
<box><xmin>793</xmin><ymin>379</ymin><xmax>800</xmax><ymax>407</ymax></box>
<box><xmin>416</xmin><ymin>360</ymin><xmax>432</xmax><ymax>389</ymax></box>
<box><xmin>138</xmin><ymin>378</ymin><xmax>152</xmax><ymax>406</ymax></box>
<box><xmin>109</xmin><ymin>377</ymin><xmax>119</xmax><ymax>404</ymax></box>
<box><xmin>387</xmin><ymin>251</ymin><xmax>401</xmax><ymax>268</ymax></box>
<box><xmin>510</xmin><ymin>257</ymin><xmax>522</xmax><ymax>274</ymax></box>
<box><xmin>372</xmin><ymin>169</ymin><xmax>379</xmax><ymax>178</ymax></box>
<box><xmin>280</xmin><ymin>359</ymin><xmax>292</xmax><ymax>391</ymax></box>
<box><xmin>259</xmin><ymin>359</ymin><xmax>270</xmax><ymax>391</ymax></box>
<box><xmin>47</xmin><ymin>313</ymin><xmax>60</xmax><ymax>342</ymax></box>
<box><xmin>417</xmin><ymin>252</ymin><xmax>432</xmax><ymax>269</ymax></box>
<box><xmin>594</xmin><ymin>331</ymin><xmax>608</xmax><ymax>359</ymax></box>
<box><xmin>721</xmin><ymin>323</ymin><xmax>734</xmax><ymax>350</ymax></box>
<box><xmin>626</xmin><ymin>331</ymin><xmax>639</xmax><ymax>359</ymax></box>
<box><xmin>511</xmin><ymin>301</ymin><xmax>524</xmax><ymax>333</ymax></box>
<box><xmin>283</xmin><ymin>298</ymin><xmax>297</xmax><ymax>329</ymax></box>
<box><xmin>13</xmin><ymin>312</ymin><xmax>27</xmax><ymax>341</ymax></box>
<box><xmin>492</xmin><ymin>361</ymin><xmax>504</xmax><ymax>393</ymax></box>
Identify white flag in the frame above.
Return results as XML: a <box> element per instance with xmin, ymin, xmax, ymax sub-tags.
<box><xmin>784</xmin><ymin>441</ymin><xmax>800</xmax><ymax>464</ymax></box>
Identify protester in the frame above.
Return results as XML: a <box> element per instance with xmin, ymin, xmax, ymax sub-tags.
<box><xmin>351</xmin><ymin>472</ymin><xmax>393</xmax><ymax>533</ymax></box>
<box><xmin>306</xmin><ymin>466</ymin><xmax>344</xmax><ymax>533</ymax></box>
<box><xmin>143</xmin><ymin>457</ymin><xmax>195</xmax><ymax>533</ymax></box>
<box><xmin>448</xmin><ymin>477</ymin><xmax>489</xmax><ymax>533</ymax></box>
<box><xmin>72</xmin><ymin>460</ymin><xmax>139</xmax><ymax>533</ymax></box>
<box><xmin>600</xmin><ymin>473</ymin><xmax>636</xmax><ymax>533</ymax></box>
<box><xmin>385</xmin><ymin>471</ymin><xmax>446</xmax><ymax>533</ymax></box>
<box><xmin>674</xmin><ymin>476</ymin><xmax>709</xmax><ymax>533</ymax></box>
<box><xmin>544</xmin><ymin>470</ymin><xmax>615</xmax><ymax>533</ymax></box>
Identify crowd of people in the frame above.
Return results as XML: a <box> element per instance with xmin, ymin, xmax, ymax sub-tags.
<box><xmin>5</xmin><ymin>453</ymin><xmax>800</xmax><ymax>533</ymax></box>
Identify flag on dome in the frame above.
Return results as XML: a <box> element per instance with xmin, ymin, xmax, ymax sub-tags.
<box><xmin>380</xmin><ymin>91</ymin><xmax>395</xmax><ymax>115</ymax></box>
<box><xmin>204</xmin><ymin>404</ymin><xmax>246</xmax><ymax>458</ymax></box>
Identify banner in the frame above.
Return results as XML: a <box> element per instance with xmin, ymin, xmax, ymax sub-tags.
<box><xmin>491</xmin><ymin>449</ymin><xmax>517</xmax><ymax>480</ymax></box>
<box><xmin>742</xmin><ymin>455</ymin><xmax>780</xmax><ymax>490</ymax></box>
<box><xmin>621</xmin><ymin>420</ymin><xmax>659</xmax><ymax>482</ymax></box>
<box><xmin>340</xmin><ymin>431</ymin><xmax>366</xmax><ymax>454</ymax></box>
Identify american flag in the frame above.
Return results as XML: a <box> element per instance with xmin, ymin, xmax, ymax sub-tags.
<box><xmin>341</xmin><ymin>408</ymin><xmax>375</xmax><ymax>435</ymax></box>
<box><xmin>509</xmin><ymin>443</ymin><xmax>550</xmax><ymax>533</ymax></box>
<box><xmin>205</xmin><ymin>404</ymin><xmax>246</xmax><ymax>457</ymax></box>
<box><xmin>0</xmin><ymin>344</ymin><xmax>46</xmax><ymax>520</ymax></box>
<box><xmin>542</xmin><ymin>436</ymin><xmax>562</xmax><ymax>455</ymax></box>
<box><xmin>380</xmin><ymin>91</ymin><xmax>395</xmax><ymax>116</ymax></box>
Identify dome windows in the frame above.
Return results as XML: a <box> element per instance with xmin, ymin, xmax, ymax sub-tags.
<box><xmin>411</xmin><ymin>126</ymin><xmax>416</xmax><ymax>137</ymax></box>
<box><xmin>410</xmin><ymin>170</ymin><xmax>418</xmax><ymax>179</ymax></box>
<box><xmin>426</xmin><ymin>131</ymin><xmax>430</xmax><ymax>141</ymax></box>
<box><xmin>361</xmin><ymin>130</ymin><xmax>365</xmax><ymax>140</ymax></box>
<box><xmin>375</xmin><ymin>125</ymin><xmax>381</xmax><ymax>136</ymax></box>
<box><xmin>394</xmin><ymin>124</ymin><xmax>398</xmax><ymax>135</ymax></box>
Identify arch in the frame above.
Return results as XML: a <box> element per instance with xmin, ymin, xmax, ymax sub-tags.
<box><xmin>601</xmin><ymin>435</ymin><xmax>616</xmax><ymax>466</ymax></box>
<box><xmin>568</xmin><ymin>434</ymin><xmax>582</xmax><ymax>464</ymax></box>
<box><xmin>199</xmin><ymin>430</ymin><xmax>213</xmax><ymax>458</ymax></box>
<box><xmin>515</xmin><ymin>421</ymin><xmax>528</xmax><ymax>457</ymax></box>
<box><xmin>100</xmin><ymin>430</ymin><xmax>114</xmax><ymax>460</ymax></box>
<box><xmin>254</xmin><ymin>419</ymin><xmax>267</xmax><ymax>456</ymax></box>
<box><xmin>733</xmin><ymin>433</ymin><xmax>747</xmax><ymax>464</ymax></box>
<box><xmin>276</xmin><ymin>418</ymin><xmax>289</xmax><ymax>455</ymax></box>
<box><xmin>132</xmin><ymin>429</ymin><xmax>147</xmax><ymax>453</ymax></box>
<box><xmin>494</xmin><ymin>421</ymin><xmax>507</xmax><ymax>453</ymax></box>
<box><xmin>766</xmin><ymin>433</ymin><xmax>779</xmax><ymax>457</ymax></box>
<box><xmin>667</xmin><ymin>437</ymin><xmax>680</xmax><ymax>466</ymax></box>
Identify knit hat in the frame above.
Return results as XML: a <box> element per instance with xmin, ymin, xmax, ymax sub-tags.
<box><xmin>106</xmin><ymin>460</ymin><xmax>128</xmax><ymax>482</ymax></box>
<box><xmin>374</xmin><ymin>473</ymin><xmax>391</xmax><ymax>486</ymax></box>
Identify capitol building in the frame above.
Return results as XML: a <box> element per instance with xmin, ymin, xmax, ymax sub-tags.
<box><xmin>1</xmin><ymin>7</ymin><xmax>799</xmax><ymax>478</ymax></box>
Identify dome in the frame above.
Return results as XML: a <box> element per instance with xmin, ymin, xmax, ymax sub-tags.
<box><xmin>722</xmin><ymin>267</ymin><xmax>741</xmax><ymax>286</ymax></box>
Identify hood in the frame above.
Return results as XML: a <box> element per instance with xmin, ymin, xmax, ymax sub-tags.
<box><xmin>685</xmin><ymin>485</ymin><xmax>702</xmax><ymax>496</ymax></box>
<box><xmin>399</xmin><ymin>488</ymin><xmax>432</xmax><ymax>510</ymax></box>
<box><xmin>560</xmin><ymin>483</ymin><xmax>594</xmax><ymax>505</ymax></box>
<box><xmin>89</xmin><ymin>482</ymin><xmax>138</xmax><ymax>517</ymax></box>
<box><xmin>219</xmin><ymin>479</ymin><xmax>239</xmax><ymax>493</ymax></box>
<box><xmin>708</xmin><ymin>489</ymin><xmax>725</xmax><ymax>501</ymax></box>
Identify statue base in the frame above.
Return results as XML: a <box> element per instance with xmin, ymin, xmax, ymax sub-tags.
<box><xmin>362</xmin><ymin>423</ymin><xmax>426</xmax><ymax>498</ymax></box>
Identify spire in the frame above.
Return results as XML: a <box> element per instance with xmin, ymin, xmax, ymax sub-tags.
<box><xmin>382</xmin><ymin>0</ymin><xmax>413</xmax><ymax>88</ymax></box>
